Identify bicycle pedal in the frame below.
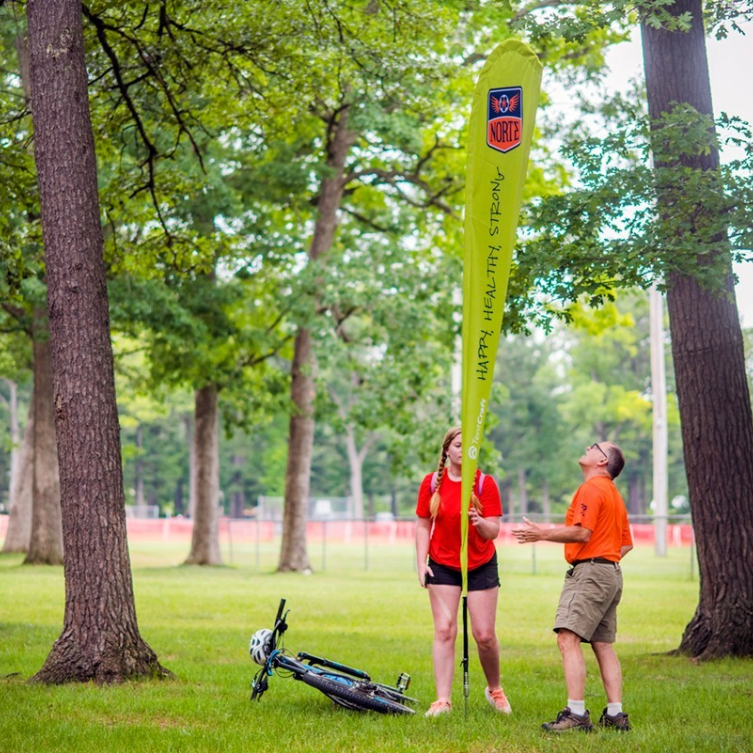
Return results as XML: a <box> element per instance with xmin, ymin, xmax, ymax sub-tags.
<box><xmin>396</xmin><ymin>673</ymin><xmax>411</xmax><ymax>692</ymax></box>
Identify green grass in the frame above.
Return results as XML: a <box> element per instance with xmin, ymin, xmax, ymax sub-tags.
<box><xmin>1</xmin><ymin>543</ymin><xmax>751</xmax><ymax>752</ymax></box>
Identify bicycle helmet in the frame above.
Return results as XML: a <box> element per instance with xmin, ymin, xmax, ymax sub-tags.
<box><xmin>250</xmin><ymin>628</ymin><xmax>273</xmax><ymax>666</ymax></box>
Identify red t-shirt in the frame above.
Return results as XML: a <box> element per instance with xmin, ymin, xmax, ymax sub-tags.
<box><xmin>564</xmin><ymin>476</ymin><xmax>633</xmax><ymax>564</ymax></box>
<box><xmin>415</xmin><ymin>470</ymin><xmax>502</xmax><ymax>570</ymax></box>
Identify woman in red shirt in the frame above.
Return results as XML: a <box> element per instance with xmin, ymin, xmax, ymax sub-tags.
<box><xmin>415</xmin><ymin>426</ymin><xmax>512</xmax><ymax>717</ymax></box>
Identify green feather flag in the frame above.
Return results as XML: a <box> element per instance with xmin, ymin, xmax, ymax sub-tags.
<box><xmin>460</xmin><ymin>40</ymin><xmax>542</xmax><ymax>593</ymax></box>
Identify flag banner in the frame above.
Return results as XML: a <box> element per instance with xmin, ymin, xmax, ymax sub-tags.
<box><xmin>460</xmin><ymin>40</ymin><xmax>542</xmax><ymax>592</ymax></box>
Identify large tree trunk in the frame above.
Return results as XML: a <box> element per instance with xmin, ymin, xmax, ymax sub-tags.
<box><xmin>2</xmin><ymin>390</ymin><xmax>34</xmax><ymax>553</ymax></box>
<box><xmin>27</xmin><ymin>0</ymin><xmax>165</xmax><ymax>682</ymax></box>
<box><xmin>278</xmin><ymin>105</ymin><xmax>355</xmax><ymax>572</ymax></box>
<box><xmin>642</xmin><ymin>0</ymin><xmax>753</xmax><ymax>658</ymax></box>
<box><xmin>185</xmin><ymin>385</ymin><xmax>222</xmax><ymax>565</ymax></box>
<box><xmin>24</xmin><ymin>317</ymin><xmax>63</xmax><ymax>565</ymax></box>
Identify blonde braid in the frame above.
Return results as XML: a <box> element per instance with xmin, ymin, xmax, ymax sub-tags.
<box><xmin>429</xmin><ymin>450</ymin><xmax>447</xmax><ymax>519</ymax></box>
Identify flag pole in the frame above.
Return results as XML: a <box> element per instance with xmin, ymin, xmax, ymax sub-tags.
<box><xmin>462</xmin><ymin>595</ymin><xmax>470</xmax><ymax>717</ymax></box>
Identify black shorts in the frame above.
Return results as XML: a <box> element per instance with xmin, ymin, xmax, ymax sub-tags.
<box><xmin>425</xmin><ymin>551</ymin><xmax>500</xmax><ymax>591</ymax></box>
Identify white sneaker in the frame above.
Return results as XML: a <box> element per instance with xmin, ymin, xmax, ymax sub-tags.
<box><xmin>485</xmin><ymin>686</ymin><xmax>512</xmax><ymax>714</ymax></box>
<box><xmin>425</xmin><ymin>700</ymin><xmax>452</xmax><ymax>717</ymax></box>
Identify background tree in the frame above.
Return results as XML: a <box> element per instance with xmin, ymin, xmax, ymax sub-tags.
<box><xmin>641</xmin><ymin>0</ymin><xmax>753</xmax><ymax>659</ymax></box>
<box><xmin>511</xmin><ymin>0</ymin><xmax>753</xmax><ymax>658</ymax></box>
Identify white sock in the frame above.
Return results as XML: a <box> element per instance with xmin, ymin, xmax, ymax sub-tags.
<box><xmin>568</xmin><ymin>700</ymin><xmax>586</xmax><ymax>716</ymax></box>
<box><xmin>607</xmin><ymin>702</ymin><xmax>623</xmax><ymax>716</ymax></box>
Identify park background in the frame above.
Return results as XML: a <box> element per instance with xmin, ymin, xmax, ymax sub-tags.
<box><xmin>1</xmin><ymin>1</ymin><xmax>753</xmax><ymax>751</ymax></box>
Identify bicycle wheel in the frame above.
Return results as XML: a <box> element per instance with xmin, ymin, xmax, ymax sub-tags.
<box><xmin>298</xmin><ymin>672</ymin><xmax>415</xmax><ymax>715</ymax></box>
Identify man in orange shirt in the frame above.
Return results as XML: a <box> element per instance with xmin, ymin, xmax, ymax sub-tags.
<box><xmin>513</xmin><ymin>441</ymin><xmax>633</xmax><ymax>733</ymax></box>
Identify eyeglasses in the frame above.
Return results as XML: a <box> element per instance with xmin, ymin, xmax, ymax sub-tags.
<box><xmin>590</xmin><ymin>442</ymin><xmax>609</xmax><ymax>461</ymax></box>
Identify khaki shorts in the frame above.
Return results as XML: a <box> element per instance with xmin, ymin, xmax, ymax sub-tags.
<box><xmin>554</xmin><ymin>561</ymin><xmax>623</xmax><ymax>643</ymax></box>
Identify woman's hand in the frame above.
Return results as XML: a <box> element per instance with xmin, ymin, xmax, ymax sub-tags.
<box><xmin>469</xmin><ymin>509</ymin><xmax>500</xmax><ymax>540</ymax></box>
<box><xmin>417</xmin><ymin>561</ymin><xmax>434</xmax><ymax>588</ymax></box>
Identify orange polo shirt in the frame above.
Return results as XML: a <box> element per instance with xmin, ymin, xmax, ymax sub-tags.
<box><xmin>564</xmin><ymin>475</ymin><xmax>632</xmax><ymax>564</ymax></box>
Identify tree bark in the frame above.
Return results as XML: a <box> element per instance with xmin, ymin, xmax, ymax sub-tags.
<box><xmin>184</xmin><ymin>385</ymin><xmax>222</xmax><ymax>565</ymax></box>
<box><xmin>2</xmin><ymin>390</ymin><xmax>34</xmax><ymax>553</ymax></box>
<box><xmin>278</xmin><ymin>104</ymin><xmax>356</xmax><ymax>572</ymax></box>
<box><xmin>27</xmin><ymin>0</ymin><xmax>165</xmax><ymax>682</ymax></box>
<box><xmin>642</xmin><ymin>0</ymin><xmax>753</xmax><ymax>658</ymax></box>
<box><xmin>24</xmin><ymin>315</ymin><xmax>63</xmax><ymax>565</ymax></box>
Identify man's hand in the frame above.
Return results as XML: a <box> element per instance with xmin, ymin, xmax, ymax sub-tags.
<box><xmin>512</xmin><ymin>516</ymin><xmax>542</xmax><ymax>544</ymax></box>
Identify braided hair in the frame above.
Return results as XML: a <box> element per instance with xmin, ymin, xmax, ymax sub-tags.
<box><xmin>429</xmin><ymin>426</ymin><xmax>483</xmax><ymax>519</ymax></box>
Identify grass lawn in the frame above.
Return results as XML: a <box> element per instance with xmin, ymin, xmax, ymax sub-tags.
<box><xmin>1</xmin><ymin>542</ymin><xmax>751</xmax><ymax>752</ymax></box>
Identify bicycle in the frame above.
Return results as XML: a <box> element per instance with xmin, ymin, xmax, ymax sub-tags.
<box><xmin>249</xmin><ymin>598</ymin><xmax>417</xmax><ymax>715</ymax></box>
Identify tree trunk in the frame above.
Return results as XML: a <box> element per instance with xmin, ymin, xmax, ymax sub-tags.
<box><xmin>279</xmin><ymin>104</ymin><xmax>356</xmax><ymax>572</ymax></box>
<box><xmin>627</xmin><ymin>473</ymin><xmax>642</xmax><ymax>517</ymax></box>
<box><xmin>231</xmin><ymin>453</ymin><xmax>244</xmax><ymax>519</ymax></box>
<box><xmin>642</xmin><ymin>0</ymin><xmax>753</xmax><ymax>658</ymax></box>
<box><xmin>541</xmin><ymin>477</ymin><xmax>550</xmax><ymax>519</ymax></box>
<box><xmin>25</xmin><ymin>316</ymin><xmax>64</xmax><ymax>565</ymax></box>
<box><xmin>517</xmin><ymin>467</ymin><xmax>528</xmax><ymax>516</ymax></box>
<box><xmin>2</xmin><ymin>391</ymin><xmax>34</xmax><ymax>553</ymax></box>
<box><xmin>174</xmin><ymin>477</ymin><xmax>185</xmax><ymax>516</ymax></box>
<box><xmin>5</xmin><ymin>379</ymin><xmax>20</xmax><ymax>503</ymax></box>
<box><xmin>279</xmin><ymin>328</ymin><xmax>315</xmax><ymax>572</ymax></box>
<box><xmin>27</xmin><ymin>0</ymin><xmax>165</xmax><ymax>682</ymax></box>
<box><xmin>185</xmin><ymin>385</ymin><xmax>222</xmax><ymax>565</ymax></box>
<box><xmin>135</xmin><ymin>424</ymin><xmax>145</xmax><ymax>508</ymax></box>
<box><xmin>185</xmin><ymin>413</ymin><xmax>196</xmax><ymax>518</ymax></box>
<box><xmin>344</xmin><ymin>426</ymin><xmax>377</xmax><ymax>520</ymax></box>
<box><xmin>346</xmin><ymin>427</ymin><xmax>364</xmax><ymax>519</ymax></box>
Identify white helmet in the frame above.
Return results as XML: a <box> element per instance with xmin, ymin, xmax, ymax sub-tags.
<box><xmin>249</xmin><ymin>628</ymin><xmax>273</xmax><ymax>666</ymax></box>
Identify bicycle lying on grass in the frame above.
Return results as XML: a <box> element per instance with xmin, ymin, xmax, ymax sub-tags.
<box><xmin>249</xmin><ymin>598</ymin><xmax>417</xmax><ymax>715</ymax></box>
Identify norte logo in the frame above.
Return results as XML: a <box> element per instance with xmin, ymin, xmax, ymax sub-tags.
<box><xmin>487</xmin><ymin>86</ymin><xmax>522</xmax><ymax>153</ymax></box>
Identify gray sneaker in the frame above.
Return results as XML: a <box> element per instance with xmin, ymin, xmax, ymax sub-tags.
<box><xmin>599</xmin><ymin>707</ymin><xmax>631</xmax><ymax>731</ymax></box>
<box><xmin>541</xmin><ymin>707</ymin><xmax>593</xmax><ymax>732</ymax></box>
